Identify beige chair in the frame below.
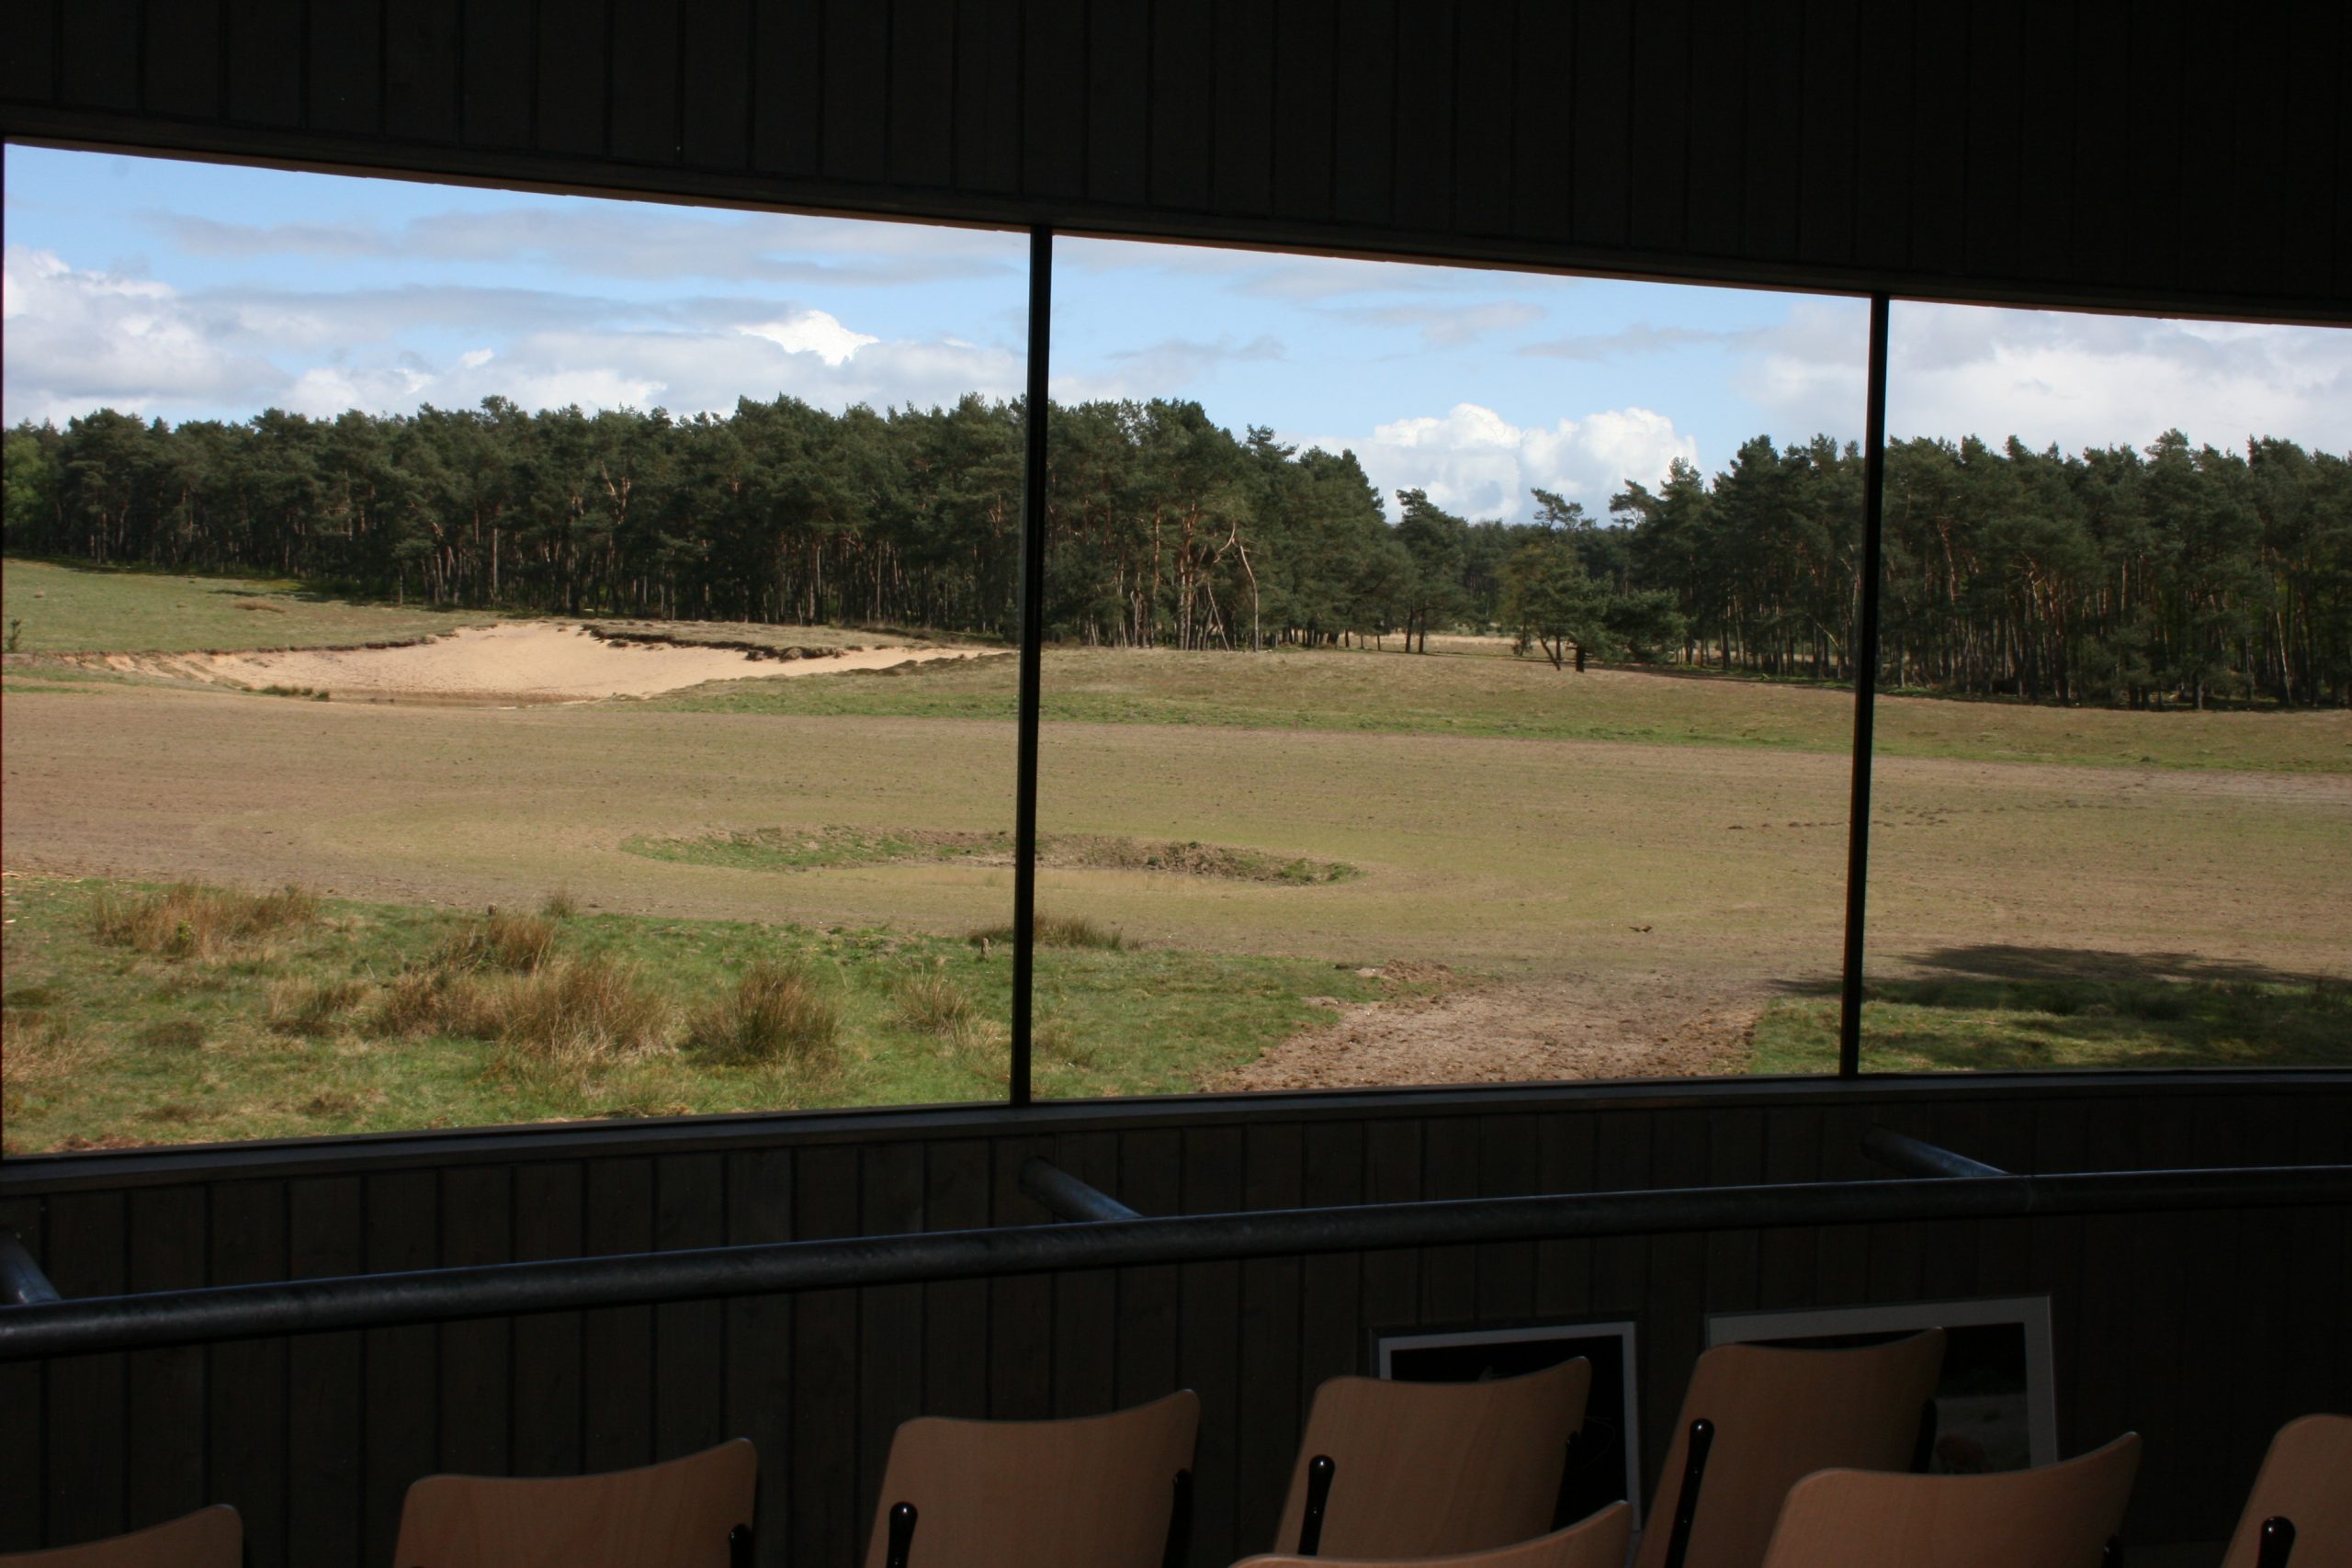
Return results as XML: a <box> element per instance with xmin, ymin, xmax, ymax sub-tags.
<box><xmin>1270</xmin><ymin>1358</ymin><xmax>1592</xmax><ymax>1559</ymax></box>
<box><xmin>391</xmin><ymin>1438</ymin><xmax>756</xmax><ymax>1568</ymax></box>
<box><xmin>0</xmin><ymin>1506</ymin><xmax>240</xmax><ymax>1568</ymax></box>
<box><xmin>1634</xmin><ymin>1330</ymin><xmax>1945</xmax><ymax>1568</ymax></box>
<box><xmin>2222</xmin><ymin>1413</ymin><xmax>2352</xmax><ymax>1568</ymax></box>
<box><xmin>1758</xmin><ymin>1432</ymin><xmax>2142</xmax><ymax>1568</ymax></box>
<box><xmin>1240</xmin><ymin>1501</ymin><xmax>1634</xmax><ymax>1568</ymax></box>
<box><xmin>865</xmin><ymin>1390</ymin><xmax>1199</xmax><ymax>1568</ymax></box>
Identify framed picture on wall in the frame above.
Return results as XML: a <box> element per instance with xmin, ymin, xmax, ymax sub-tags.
<box><xmin>1376</xmin><ymin>1320</ymin><xmax>1644</xmax><ymax>1530</ymax></box>
<box><xmin>1705</xmin><ymin>1296</ymin><xmax>2059</xmax><ymax>1472</ymax></box>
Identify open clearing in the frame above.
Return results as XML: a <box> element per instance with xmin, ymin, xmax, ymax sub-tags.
<box><xmin>93</xmin><ymin>622</ymin><xmax>991</xmax><ymax>704</ymax></box>
<box><xmin>3</xmin><ymin>577</ymin><xmax>2346</xmax><ymax>1147</ymax></box>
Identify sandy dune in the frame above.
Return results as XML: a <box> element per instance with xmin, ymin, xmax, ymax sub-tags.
<box><xmin>102</xmin><ymin>622</ymin><xmax>986</xmax><ymax>703</ymax></box>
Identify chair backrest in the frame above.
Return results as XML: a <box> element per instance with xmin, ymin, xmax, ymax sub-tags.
<box><xmin>1758</xmin><ymin>1432</ymin><xmax>2142</xmax><ymax>1568</ymax></box>
<box><xmin>1271</xmin><ymin>1358</ymin><xmax>1593</xmax><ymax>1559</ymax></box>
<box><xmin>1240</xmin><ymin>1501</ymin><xmax>1633</xmax><ymax>1568</ymax></box>
<box><xmin>391</xmin><ymin>1438</ymin><xmax>756</xmax><ymax>1568</ymax></box>
<box><xmin>2221</xmin><ymin>1413</ymin><xmax>2352</xmax><ymax>1568</ymax></box>
<box><xmin>1632</xmin><ymin>1330</ymin><xmax>1945</xmax><ymax>1568</ymax></box>
<box><xmin>864</xmin><ymin>1390</ymin><xmax>1201</xmax><ymax>1568</ymax></box>
<box><xmin>0</xmin><ymin>1506</ymin><xmax>241</xmax><ymax>1568</ymax></box>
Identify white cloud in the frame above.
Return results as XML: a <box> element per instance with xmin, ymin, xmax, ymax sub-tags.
<box><xmin>1292</xmin><ymin>401</ymin><xmax>1699</xmax><ymax>520</ymax></box>
<box><xmin>2</xmin><ymin>245</ymin><xmax>288</xmax><ymax>423</ymax></box>
<box><xmin>739</xmin><ymin>309</ymin><xmax>878</xmax><ymax>367</ymax></box>
<box><xmin>1731</xmin><ymin>299</ymin><xmax>2351</xmax><ymax>455</ymax></box>
<box><xmin>3</xmin><ymin>246</ymin><xmax>1024</xmax><ymax>426</ymax></box>
<box><xmin>1051</xmin><ymin>334</ymin><xmax>1285</xmax><ymax>401</ymax></box>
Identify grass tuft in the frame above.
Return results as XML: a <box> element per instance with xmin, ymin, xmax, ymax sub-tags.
<box><xmin>687</xmin><ymin>961</ymin><xmax>842</xmax><ymax>1066</ymax></box>
<box><xmin>266</xmin><ymin>977</ymin><xmax>370</xmax><ymax>1036</ymax></box>
<box><xmin>493</xmin><ymin>955</ymin><xmax>674</xmax><ymax>1063</ymax></box>
<box><xmin>539</xmin><ymin>887</ymin><xmax>581</xmax><ymax>919</ymax></box>
<box><xmin>967</xmin><ymin>911</ymin><xmax>1129</xmax><ymax>951</ymax></box>
<box><xmin>89</xmin><ymin>882</ymin><xmax>318</xmax><ymax>959</ymax></box>
<box><xmin>893</xmin><ymin>968</ymin><xmax>979</xmax><ymax>1038</ymax></box>
<box><xmin>437</xmin><ymin>909</ymin><xmax>558</xmax><ymax>974</ymax></box>
<box><xmin>2</xmin><ymin>1010</ymin><xmax>96</xmax><ymax>1087</ymax></box>
<box><xmin>371</xmin><ymin>967</ymin><xmax>501</xmax><ymax>1039</ymax></box>
<box><xmin>135</xmin><ymin>1019</ymin><xmax>207</xmax><ymax>1050</ymax></box>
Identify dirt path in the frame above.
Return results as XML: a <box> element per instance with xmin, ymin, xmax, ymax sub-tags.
<box><xmin>1220</xmin><ymin>968</ymin><xmax>1773</xmax><ymax>1087</ymax></box>
<box><xmin>97</xmin><ymin>622</ymin><xmax>986</xmax><ymax>703</ymax></box>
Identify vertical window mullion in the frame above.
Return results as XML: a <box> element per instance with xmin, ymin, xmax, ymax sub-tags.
<box><xmin>1838</xmin><ymin>291</ymin><xmax>1893</xmax><ymax>1078</ymax></box>
<box><xmin>1010</xmin><ymin>223</ymin><xmax>1054</xmax><ymax>1106</ymax></box>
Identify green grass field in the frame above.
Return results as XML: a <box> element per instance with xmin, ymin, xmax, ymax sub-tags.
<box><xmin>657</xmin><ymin>643</ymin><xmax>2352</xmax><ymax>774</ymax></box>
<box><xmin>0</xmin><ymin>875</ymin><xmax>1387</xmax><ymax>1152</ymax></box>
<box><xmin>4</xmin><ymin>569</ymin><xmax>2346</xmax><ymax>1149</ymax></box>
<box><xmin>2</xmin><ymin>557</ymin><xmax>503</xmax><ymax>653</ymax></box>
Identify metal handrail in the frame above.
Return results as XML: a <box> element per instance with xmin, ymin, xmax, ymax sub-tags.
<box><xmin>0</xmin><ymin>1234</ymin><xmax>60</xmax><ymax>1307</ymax></box>
<box><xmin>4</xmin><ymin>1162</ymin><xmax>2346</xmax><ymax>1362</ymax></box>
<box><xmin>1860</xmin><ymin>1128</ymin><xmax>2009</xmax><ymax>1179</ymax></box>
<box><xmin>1020</xmin><ymin>1157</ymin><xmax>1141</xmax><ymax>1222</ymax></box>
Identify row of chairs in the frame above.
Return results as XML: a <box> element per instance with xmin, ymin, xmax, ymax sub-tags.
<box><xmin>11</xmin><ymin>1335</ymin><xmax>2346</xmax><ymax>1568</ymax></box>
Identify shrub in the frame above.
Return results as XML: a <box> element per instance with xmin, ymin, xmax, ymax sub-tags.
<box><xmin>495</xmin><ymin>956</ymin><xmax>673</xmax><ymax>1062</ymax></box>
<box><xmin>89</xmin><ymin>882</ymin><xmax>318</xmax><ymax>958</ymax></box>
<box><xmin>689</xmin><ymin>961</ymin><xmax>841</xmax><ymax>1066</ymax></box>
<box><xmin>371</xmin><ymin>967</ymin><xmax>500</xmax><ymax>1039</ymax></box>
<box><xmin>894</xmin><ymin>969</ymin><xmax>978</xmax><ymax>1037</ymax></box>
<box><xmin>266</xmin><ymin>977</ymin><xmax>370</xmax><ymax>1036</ymax></box>
<box><xmin>135</xmin><ymin>1019</ymin><xmax>207</xmax><ymax>1050</ymax></box>
<box><xmin>437</xmin><ymin>909</ymin><xmax>558</xmax><ymax>973</ymax></box>
<box><xmin>966</xmin><ymin>910</ymin><xmax>1128</xmax><ymax>952</ymax></box>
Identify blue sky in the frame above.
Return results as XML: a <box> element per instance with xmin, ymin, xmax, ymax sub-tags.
<box><xmin>6</xmin><ymin>146</ymin><xmax>2346</xmax><ymax>521</ymax></box>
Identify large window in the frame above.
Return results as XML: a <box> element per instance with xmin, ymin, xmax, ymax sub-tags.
<box><xmin>5</xmin><ymin>149</ymin><xmax>2344</xmax><ymax>1155</ymax></box>
<box><xmin>2</xmin><ymin>147</ymin><xmax>1029</xmax><ymax>1151</ymax></box>
<box><xmin>1844</xmin><ymin>304</ymin><xmax>2352</xmax><ymax>1073</ymax></box>
<box><xmin>1035</xmin><ymin>237</ymin><xmax>1871</xmax><ymax>1094</ymax></box>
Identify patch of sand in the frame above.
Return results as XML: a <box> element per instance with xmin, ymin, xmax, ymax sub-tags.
<box><xmin>101</xmin><ymin>622</ymin><xmax>986</xmax><ymax>704</ymax></box>
<box><xmin>1219</xmin><ymin>970</ymin><xmax>1766</xmax><ymax>1088</ymax></box>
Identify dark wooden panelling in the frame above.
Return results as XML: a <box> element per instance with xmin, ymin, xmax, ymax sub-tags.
<box><xmin>680</xmin><ymin>0</ymin><xmax>753</xmax><ymax>170</ymax></box>
<box><xmin>752</xmin><ymin>0</ymin><xmax>823</xmax><ymax>177</ymax></box>
<box><xmin>1083</xmin><ymin>0</ymin><xmax>1150</xmax><ymax>207</ymax></box>
<box><xmin>1905</xmin><ymin>1</ymin><xmax>1968</xmax><ymax>274</ymax></box>
<box><xmin>123</xmin><ymin>1187</ymin><xmax>207</xmax><ymax>1529</ymax></box>
<box><xmin>285</xmin><ymin>1178</ymin><xmax>364</xmax><ymax>1567</ymax></box>
<box><xmin>1210</xmin><ymin>0</ymin><xmax>1276</xmax><ymax>218</ymax></box>
<box><xmin>362</xmin><ymin>1171</ymin><xmax>439</xmax><ymax>1567</ymax></box>
<box><xmin>42</xmin><ymin>1193</ymin><xmax>127</xmax><ymax>1549</ymax></box>
<box><xmin>1270</xmin><ymin>0</ymin><xmax>1336</xmax><ymax>225</ymax></box>
<box><xmin>2123</xmin><ymin>0</ymin><xmax>2188</xmax><ymax>299</ymax></box>
<box><xmin>2011</xmin><ymin>0</ymin><xmax>2075</xmax><ymax>285</ymax></box>
<box><xmin>308</xmin><ymin>0</ymin><xmax>383</xmax><ymax>138</ymax></box>
<box><xmin>1681</xmin><ymin>3</ymin><xmax>1745</xmax><ymax>258</ymax></box>
<box><xmin>1507</xmin><ymin>0</ymin><xmax>1573</xmax><ymax>243</ymax></box>
<box><xmin>788</xmin><ymin>1145</ymin><xmax>862</xmax><ymax>1568</ymax></box>
<box><xmin>535</xmin><ymin>0</ymin><xmax>606</xmax><ymax>156</ymax></box>
<box><xmin>1020</xmin><ymin>0</ymin><xmax>1086</xmax><ymax>198</ymax></box>
<box><xmin>1329</xmin><ymin>0</ymin><xmax>1396</xmax><ymax>226</ymax></box>
<box><xmin>1625</xmin><ymin>0</ymin><xmax>1689</xmax><ymax>254</ymax></box>
<box><xmin>0</xmin><ymin>1198</ymin><xmax>44</xmax><ymax>1552</ymax></box>
<box><xmin>0</xmin><ymin>0</ymin><xmax>58</xmax><ymax>105</ymax></box>
<box><xmin>609</xmin><ymin>2</ymin><xmax>684</xmax><ymax>164</ymax></box>
<box><xmin>205</xmin><ymin>1181</ymin><xmax>288</xmax><ymax>1566</ymax></box>
<box><xmin>2064</xmin><ymin>0</ymin><xmax>2132</xmax><ymax>290</ymax></box>
<box><xmin>886</xmin><ymin>0</ymin><xmax>955</xmax><ymax>186</ymax></box>
<box><xmin>1448</xmin><ymin>0</ymin><xmax>1513</xmax><ymax>239</ymax></box>
<box><xmin>1568</xmin><ymin>0</ymin><xmax>1631</xmax><ymax>249</ymax></box>
<box><xmin>1737</xmin><ymin>0</ymin><xmax>1803</xmax><ymax>264</ymax></box>
<box><xmin>2275</xmin><ymin>0</ymin><xmax>2342</xmax><ymax>302</ymax></box>
<box><xmin>6</xmin><ymin>1084</ymin><xmax>2348</xmax><ymax>1561</ymax></box>
<box><xmin>950</xmin><ymin>0</ymin><xmax>1020</xmax><ymax>192</ymax></box>
<box><xmin>142</xmin><ymin>0</ymin><xmax>223</xmax><ymax>120</ymax></box>
<box><xmin>652</xmin><ymin>1155</ymin><xmax>728</xmax><ymax>1459</ymax></box>
<box><xmin>460</xmin><ymin>0</ymin><xmax>534</xmax><ymax>150</ymax></box>
<box><xmin>384</xmin><ymin>0</ymin><xmax>460</xmax><ymax>144</ymax></box>
<box><xmin>1959</xmin><ymin>0</ymin><xmax>2020</xmax><ymax>280</ymax></box>
<box><xmin>1849</xmin><ymin>1</ymin><xmax>1912</xmax><ymax>272</ymax></box>
<box><xmin>722</xmin><ymin>1149</ymin><xmax>795</xmax><ymax>1568</ymax></box>
<box><xmin>1798</xmin><ymin>0</ymin><xmax>1858</xmax><ymax>267</ymax></box>
<box><xmin>1387</xmin><ymin>0</ymin><xmax>1453</xmax><ymax>234</ymax></box>
<box><xmin>436</xmin><ymin>1165</ymin><xmax>512</xmax><ymax>1477</ymax></box>
<box><xmin>57</xmin><ymin>0</ymin><xmax>138</xmax><ymax>111</ymax></box>
<box><xmin>581</xmin><ymin>1158</ymin><xmax>656</xmax><ymax>1472</ymax></box>
<box><xmin>820</xmin><ymin>0</ymin><xmax>889</xmax><ymax>183</ymax></box>
<box><xmin>1148</xmin><ymin>0</ymin><xmax>1215</xmax><ymax>211</ymax></box>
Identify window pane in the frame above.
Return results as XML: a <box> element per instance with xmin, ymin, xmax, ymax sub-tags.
<box><xmin>0</xmin><ymin>147</ymin><xmax>1028</xmax><ymax>1149</ymax></box>
<box><xmin>1859</xmin><ymin>303</ymin><xmax>2352</xmax><ymax>1072</ymax></box>
<box><xmin>1038</xmin><ymin>237</ymin><xmax>1871</xmax><ymax>1094</ymax></box>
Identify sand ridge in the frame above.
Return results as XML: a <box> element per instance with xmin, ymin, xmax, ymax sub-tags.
<box><xmin>99</xmin><ymin>621</ymin><xmax>988</xmax><ymax>703</ymax></box>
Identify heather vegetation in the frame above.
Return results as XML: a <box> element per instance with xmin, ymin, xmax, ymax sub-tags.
<box><xmin>7</xmin><ymin>400</ymin><xmax>2347</xmax><ymax>707</ymax></box>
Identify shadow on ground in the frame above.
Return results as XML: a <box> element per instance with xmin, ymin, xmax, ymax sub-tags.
<box><xmin>1754</xmin><ymin>943</ymin><xmax>2350</xmax><ymax>1072</ymax></box>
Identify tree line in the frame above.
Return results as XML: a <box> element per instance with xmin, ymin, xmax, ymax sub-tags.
<box><xmin>6</xmin><ymin>397</ymin><xmax>2346</xmax><ymax>707</ymax></box>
